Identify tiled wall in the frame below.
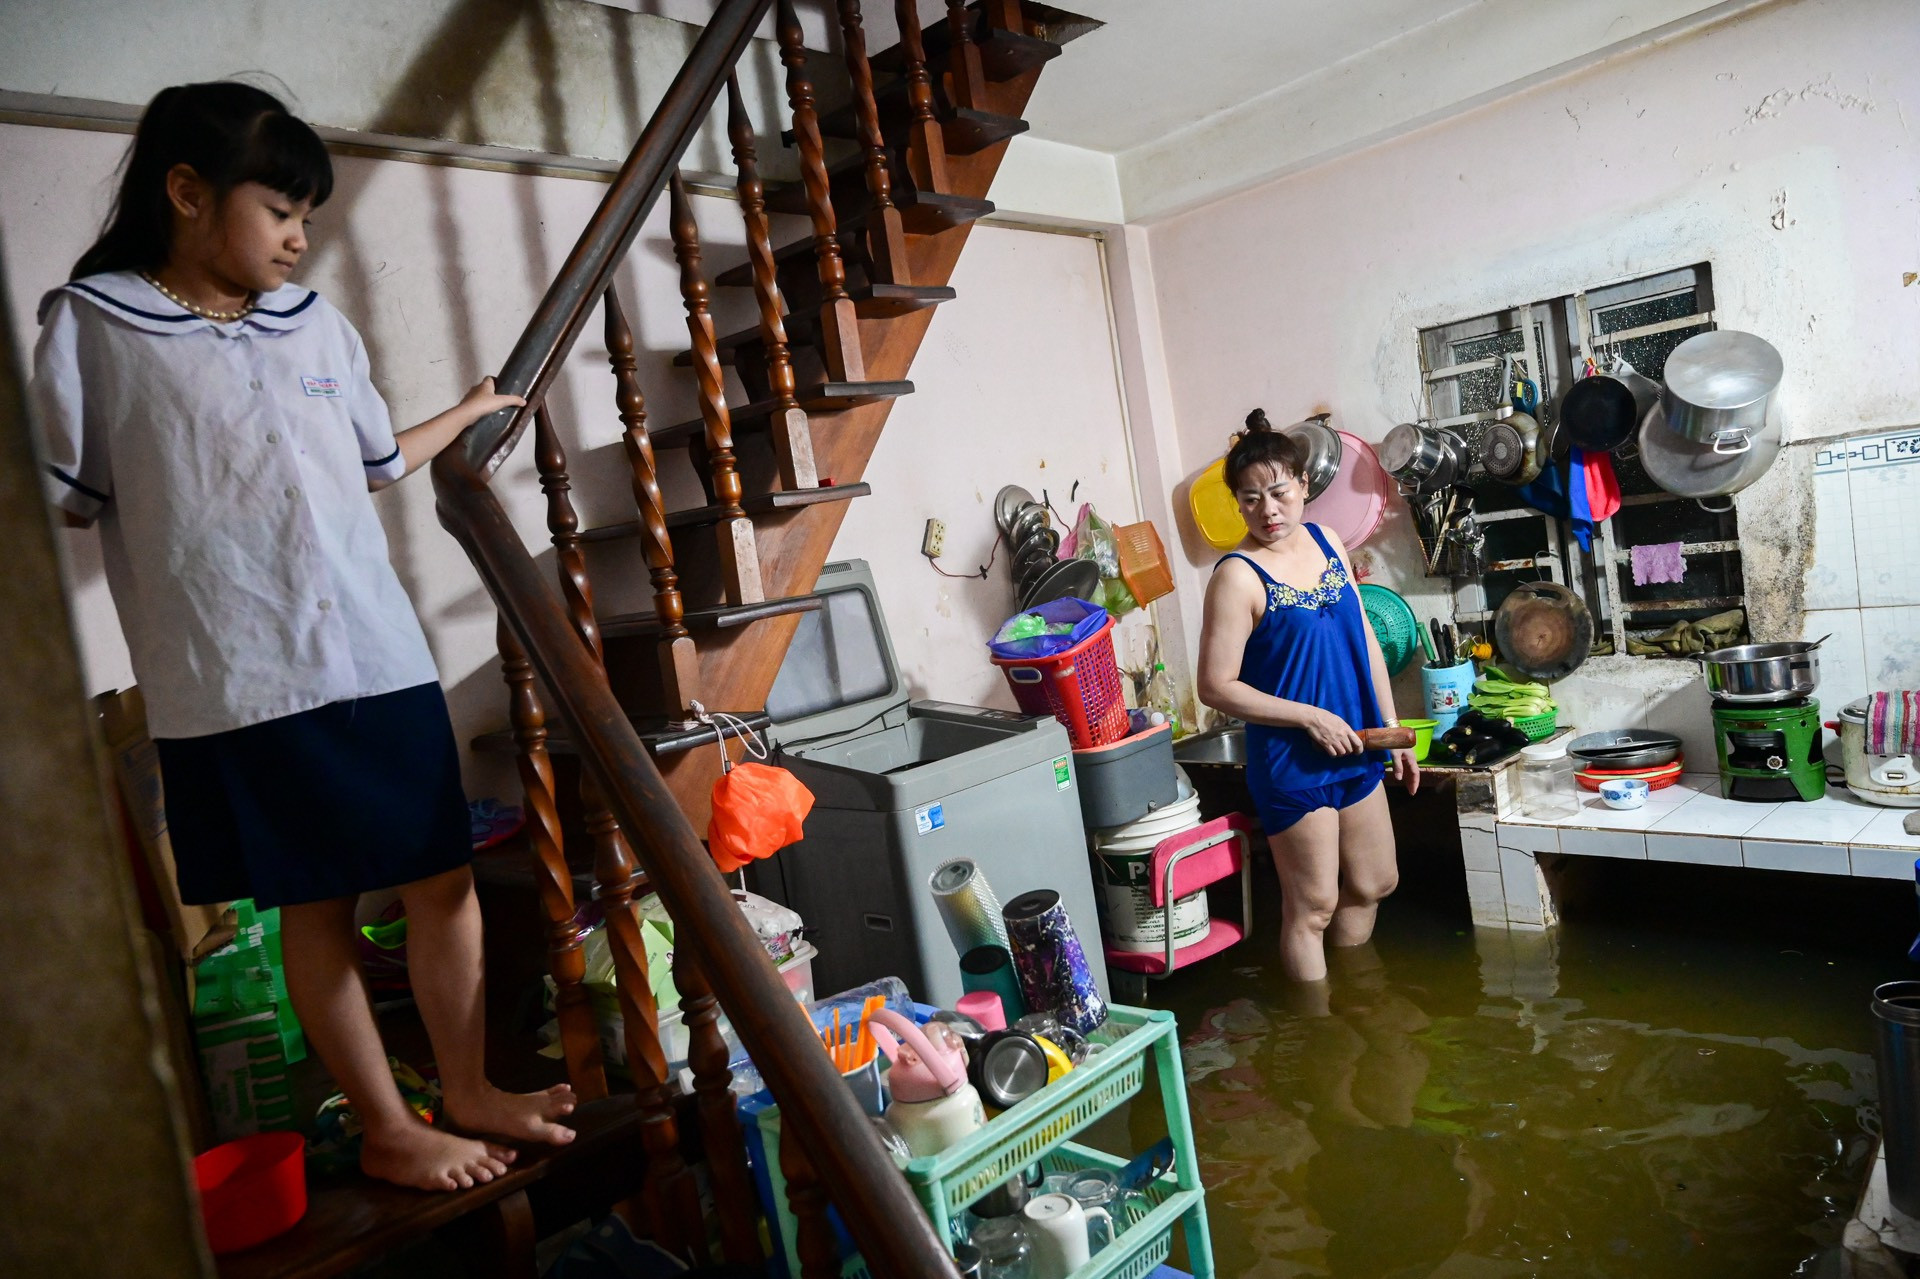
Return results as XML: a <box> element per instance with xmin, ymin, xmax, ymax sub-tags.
<box><xmin>1804</xmin><ymin>428</ymin><xmax>1920</xmax><ymax>716</ymax></box>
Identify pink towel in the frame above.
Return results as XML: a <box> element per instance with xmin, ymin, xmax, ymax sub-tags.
<box><xmin>1868</xmin><ymin>692</ymin><xmax>1920</xmax><ymax>757</ymax></box>
<box><xmin>1630</xmin><ymin>542</ymin><xmax>1686</xmax><ymax>586</ymax></box>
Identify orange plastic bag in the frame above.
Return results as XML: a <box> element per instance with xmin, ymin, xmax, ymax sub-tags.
<box><xmin>708</xmin><ymin>761</ymin><xmax>814</xmax><ymax>874</ymax></box>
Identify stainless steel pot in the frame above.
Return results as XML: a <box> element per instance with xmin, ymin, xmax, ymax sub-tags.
<box><xmin>1698</xmin><ymin>636</ymin><xmax>1828</xmax><ymax>703</ymax></box>
<box><xmin>1660</xmin><ymin>330</ymin><xmax>1783</xmax><ymax>451</ymax></box>
<box><xmin>1638</xmin><ymin>400</ymin><xmax>1783</xmax><ymax>511</ymax></box>
<box><xmin>1380</xmin><ymin>423</ymin><xmax>1467</xmax><ymax>494</ymax></box>
<box><xmin>1282</xmin><ymin>414</ymin><xmax>1344</xmax><ymax>502</ymax></box>
<box><xmin>1837</xmin><ymin>698</ymin><xmax>1920</xmax><ymax>806</ymax></box>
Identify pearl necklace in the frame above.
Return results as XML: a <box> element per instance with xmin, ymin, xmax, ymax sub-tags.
<box><xmin>139</xmin><ymin>271</ymin><xmax>255</xmax><ymax>322</ymax></box>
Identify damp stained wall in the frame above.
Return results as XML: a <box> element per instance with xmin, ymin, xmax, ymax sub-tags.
<box><xmin>1137</xmin><ymin>0</ymin><xmax>1920</xmax><ymax>754</ymax></box>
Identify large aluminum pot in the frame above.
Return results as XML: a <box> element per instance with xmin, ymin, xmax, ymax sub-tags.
<box><xmin>1698</xmin><ymin>636</ymin><xmax>1828</xmax><ymax>703</ymax></box>
<box><xmin>1638</xmin><ymin>400</ymin><xmax>1783</xmax><ymax>511</ymax></box>
<box><xmin>1661</xmin><ymin>330</ymin><xmax>1783</xmax><ymax>452</ymax></box>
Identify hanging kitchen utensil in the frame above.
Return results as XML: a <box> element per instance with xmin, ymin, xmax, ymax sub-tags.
<box><xmin>1494</xmin><ymin>580</ymin><xmax>1594</xmax><ymax>682</ymax></box>
<box><xmin>1638</xmin><ymin>401</ymin><xmax>1784</xmax><ymax>511</ymax></box>
<box><xmin>1609</xmin><ymin>354</ymin><xmax>1662</xmax><ymax>424</ymax></box>
<box><xmin>1023</xmin><ymin>558</ymin><xmax>1102</xmax><ymax>610</ymax></box>
<box><xmin>1188</xmin><ymin>457</ymin><xmax>1244</xmax><ymax>551</ymax></box>
<box><xmin>1379</xmin><ymin>422</ymin><xmax>1463</xmax><ymax>494</ymax></box>
<box><xmin>1304</xmin><ymin>431</ymin><xmax>1391</xmax><ymax>547</ymax></box>
<box><xmin>1280</xmin><ymin>412</ymin><xmax>1344</xmax><ymax>502</ymax></box>
<box><xmin>995</xmin><ymin>485</ymin><xmax>1037</xmax><ymax>538</ymax></box>
<box><xmin>1559</xmin><ymin>374</ymin><xmax>1639</xmax><ymax>452</ymax></box>
<box><xmin>1660</xmin><ymin>330</ymin><xmax>1782</xmax><ymax>454</ymax></box>
<box><xmin>1479</xmin><ymin>418</ymin><xmax>1528</xmax><ymax>482</ymax></box>
<box><xmin>1358</xmin><ymin>584</ymin><xmax>1422</xmax><ymax>676</ymax></box>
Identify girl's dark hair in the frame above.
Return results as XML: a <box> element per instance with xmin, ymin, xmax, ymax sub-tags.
<box><xmin>1225</xmin><ymin>408</ymin><xmax>1310</xmax><ymax>488</ymax></box>
<box><xmin>71</xmin><ymin>82</ymin><xmax>333</xmax><ymax>280</ymax></box>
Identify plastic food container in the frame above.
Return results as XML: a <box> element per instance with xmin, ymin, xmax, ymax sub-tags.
<box><xmin>1516</xmin><ymin>739</ymin><xmax>1579</xmax><ymax>820</ymax></box>
<box><xmin>195</xmin><ymin>1130</ymin><xmax>307</xmax><ymax>1254</ymax></box>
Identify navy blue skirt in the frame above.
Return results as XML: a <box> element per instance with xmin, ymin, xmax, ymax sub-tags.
<box><xmin>156</xmin><ymin>683</ymin><xmax>473</xmax><ymax>909</ymax></box>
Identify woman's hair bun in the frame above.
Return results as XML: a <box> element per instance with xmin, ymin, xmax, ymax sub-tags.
<box><xmin>1244</xmin><ymin>408</ymin><xmax>1273</xmax><ymax>432</ymax></box>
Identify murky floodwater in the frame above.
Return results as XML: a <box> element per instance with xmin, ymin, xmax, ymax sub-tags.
<box><xmin>1141</xmin><ymin>855</ymin><xmax>1911</xmax><ymax>1278</ymax></box>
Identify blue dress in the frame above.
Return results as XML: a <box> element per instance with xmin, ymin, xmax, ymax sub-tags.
<box><xmin>1217</xmin><ymin>523</ymin><xmax>1387</xmax><ymax>832</ymax></box>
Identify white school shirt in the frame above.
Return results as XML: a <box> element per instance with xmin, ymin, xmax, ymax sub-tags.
<box><xmin>32</xmin><ymin>270</ymin><xmax>441</xmax><ymax>739</ymax></box>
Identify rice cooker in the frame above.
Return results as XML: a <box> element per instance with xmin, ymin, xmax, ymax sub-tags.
<box><xmin>1836</xmin><ymin>697</ymin><xmax>1920</xmax><ymax>807</ymax></box>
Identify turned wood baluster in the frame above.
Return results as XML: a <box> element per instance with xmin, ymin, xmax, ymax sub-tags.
<box><xmin>945</xmin><ymin>0</ymin><xmax>988</xmax><ymax>112</ymax></box>
<box><xmin>498</xmin><ymin>618</ymin><xmax>607</xmax><ymax>1101</ymax></box>
<box><xmin>726</xmin><ymin>76</ymin><xmax>818</xmax><ymax>493</ymax></box>
<box><xmin>780</xmin><ymin>1123</ymin><xmax>843</xmax><ymax>1279</ymax></box>
<box><xmin>677</xmin><ymin>940</ymin><xmax>765</xmax><ymax>1267</ymax></box>
<box><xmin>584</xmin><ymin>775</ymin><xmax>709</xmax><ymax>1262</ymax></box>
<box><xmin>604</xmin><ymin>285</ymin><xmax>700</xmax><ymax>722</ymax></box>
<box><xmin>671</xmin><ymin>173</ymin><xmax>764</xmax><ymax>606</ymax></box>
<box><xmin>777</xmin><ymin>0</ymin><xmax>866</xmax><ymax>383</ymax></box>
<box><xmin>534</xmin><ymin>405</ymin><xmax>600</xmax><ymax>659</ymax></box>
<box><xmin>895</xmin><ymin>0</ymin><xmax>951</xmax><ymax>194</ymax></box>
<box><xmin>838</xmin><ymin>0</ymin><xmax>910</xmax><ymax>285</ymax></box>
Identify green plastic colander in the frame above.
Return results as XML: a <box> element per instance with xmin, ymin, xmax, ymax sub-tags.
<box><xmin>1359</xmin><ymin>583</ymin><xmax>1421</xmax><ymax>676</ymax></box>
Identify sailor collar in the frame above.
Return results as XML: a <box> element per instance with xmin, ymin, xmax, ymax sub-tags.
<box><xmin>43</xmin><ymin>270</ymin><xmax>321</xmax><ymax>336</ymax></box>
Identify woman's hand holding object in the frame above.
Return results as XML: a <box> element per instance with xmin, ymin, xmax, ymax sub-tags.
<box><xmin>1303</xmin><ymin>708</ymin><xmax>1365</xmax><ymax>756</ymax></box>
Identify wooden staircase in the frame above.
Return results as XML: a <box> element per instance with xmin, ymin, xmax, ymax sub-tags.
<box><xmin>425</xmin><ymin>1</ymin><xmax>1082</xmax><ymax>1275</ymax></box>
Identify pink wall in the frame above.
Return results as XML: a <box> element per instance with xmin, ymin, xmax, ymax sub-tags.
<box><xmin>1140</xmin><ymin>0</ymin><xmax>1920</xmax><ymax>710</ymax></box>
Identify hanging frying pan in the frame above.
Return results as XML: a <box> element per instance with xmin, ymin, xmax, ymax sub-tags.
<box><xmin>1493</xmin><ymin>581</ymin><xmax>1593</xmax><ymax>682</ymax></box>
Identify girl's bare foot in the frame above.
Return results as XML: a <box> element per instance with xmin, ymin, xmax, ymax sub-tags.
<box><xmin>360</xmin><ymin>1117</ymin><xmax>517</xmax><ymax>1192</ymax></box>
<box><xmin>444</xmin><ymin>1083</ymin><xmax>578</xmax><ymax>1146</ymax></box>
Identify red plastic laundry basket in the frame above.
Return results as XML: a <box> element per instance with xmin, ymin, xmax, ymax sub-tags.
<box><xmin>990</xmin><ymin>616</ymin><xmax>1129</xmax><ymax>749</ymax></box>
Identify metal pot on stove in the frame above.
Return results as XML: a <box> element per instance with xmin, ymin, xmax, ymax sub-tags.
<box><xmin>1697</xmin><ymin>637</ymin><xmax>1828</xmax><ymax>703</ymax></box>
<box><xmin>1834</xmin><ymin>698</ymin><xmax>1920</xmax><ymax>807</ymax></box>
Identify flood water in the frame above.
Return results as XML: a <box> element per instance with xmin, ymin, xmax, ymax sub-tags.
<box><xmin>1141</xmin><ymin>847</ymin><xmax>1914</xmax><ymax>1278</ymax></box>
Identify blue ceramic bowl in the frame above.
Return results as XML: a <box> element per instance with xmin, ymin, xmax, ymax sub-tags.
<box><xmin>1598</xmin><ymin>778</ymin><xmax>1650</xmax><ymax>810</ymax></box>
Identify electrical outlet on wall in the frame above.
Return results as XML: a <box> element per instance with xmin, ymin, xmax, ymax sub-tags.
<box><xmin>922</xmin><ymin>518</ymin><xmax>946</xmax><ymax>558</ymax></box>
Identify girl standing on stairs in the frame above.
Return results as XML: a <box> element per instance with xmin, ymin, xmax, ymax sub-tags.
<box><xmin>31</xmin><ymin>81</ymin><xmax>576</xmax><ymax>1192</ymax></box>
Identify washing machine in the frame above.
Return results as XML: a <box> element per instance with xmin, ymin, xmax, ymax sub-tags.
<box><xmin>750</xmin><ymin>560</ymin><xmax>1109</xmax><ymax>1009</ymax></box>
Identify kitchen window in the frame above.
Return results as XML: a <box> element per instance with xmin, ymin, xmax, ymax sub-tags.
<box><xmin>1415</xmin><ymin>263</ymin><xmax>1745</xmax><ymax>658</ymax></box>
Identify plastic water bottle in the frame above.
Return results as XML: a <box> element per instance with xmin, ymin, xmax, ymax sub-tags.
<box><xmin>1145</xmin><ymin>663</ymin><xmax>1182</xmax><ymax>738</ymax></box>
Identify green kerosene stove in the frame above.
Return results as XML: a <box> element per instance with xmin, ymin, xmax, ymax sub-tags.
<box><xmin>1711</xmin><ymin>698</ymin><xmax>1826</xmax><ymax>802</ymax></box>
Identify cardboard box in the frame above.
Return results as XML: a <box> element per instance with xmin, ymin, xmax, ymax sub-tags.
<box><xmin>94</xmin><ymin>688</ymin><xmax>232</xmax><ymax>962</ymax></box>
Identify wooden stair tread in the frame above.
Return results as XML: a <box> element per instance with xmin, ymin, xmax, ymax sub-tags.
<box><xmin>473</xmin><ymin>711</ymin><xmax>775</xmax><ymax>759</ymax></box>
<box><xmin>215</xmin><ymin>1096</ymin><xmax>641</xmax><ymax>1279</ymax></box>
<box><xmin>661</xmin><ymin>482</ymin><xmax>872</xmax><ymax>530</ymax></box>
<box><xmin>809</xmin><ymin>84</ymin><xmax>1030</xmax><ymax>156</ymax></box>
<box><xmin>600</xmin><ymin>592</ymin><xmax>825</xmax><ymax>639</ymax></box>
<box><xmin>646</xmin><ymin>382</ymin><xmax>915</xmax><ymax>445</ymax></box>
<box><xmin>673</xmin><ymin>289</ymin><xmax>955</xmax><ymax>366</ymax></box>
<box><xmin>872</xmin><ymin>19</ymin><xmax>1061</xmax><ymax>81</ymax></box>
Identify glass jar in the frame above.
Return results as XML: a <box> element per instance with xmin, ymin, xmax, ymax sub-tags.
<box><xmin>1516</xmin><ymin>739</ymin><xmax>1579</xmax><ymax>820</ymax></box>
<box><xmin>968</xmin><ymin>1215</ymin><xmax>1035</xmax><ymax>1279</ymax></box>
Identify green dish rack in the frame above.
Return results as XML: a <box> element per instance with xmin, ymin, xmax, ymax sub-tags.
<box><xmin>746</xmin><ymin>1004</ymin><xmax>1213</xmax><ymax>1279</ymax></box>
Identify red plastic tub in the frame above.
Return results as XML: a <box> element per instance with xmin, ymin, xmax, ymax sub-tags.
<box><xmin>990</xmin><ymin>616</ymin><xmax>1129</xmax><ymax>749</ymax></box>
<box><xmin>195</xmin><ymin>1130</ymin><xmax>308</xmax><ymax>1254</ymax></box>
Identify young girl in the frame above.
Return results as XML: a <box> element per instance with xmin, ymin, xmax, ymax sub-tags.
<box><xmin>1195</xmin><ymin>423</ymin><xmax>1419</xmax><ymax>985</ymax></box>
<box><xmin>32</xmin><ymin>81</ymin><xmax>576</xmax><ymax>1191</ymax></box>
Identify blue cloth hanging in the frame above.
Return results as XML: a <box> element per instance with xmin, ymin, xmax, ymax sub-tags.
<box><xmin>1568</xmin><ymin>448</ymin><xmax>1596</xmax><ymax>552</ymax></box>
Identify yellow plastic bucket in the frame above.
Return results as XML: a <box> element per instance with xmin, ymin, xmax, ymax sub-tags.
<box><xmin>1188</xmin><ymin>457</ymin><xmax>1244</xmax><ymax>551</ymax></box>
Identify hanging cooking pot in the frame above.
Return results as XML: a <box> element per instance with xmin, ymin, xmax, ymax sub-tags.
<box><xmin>1660</xmin><ymin>330</ymin><xmax>1782</xmax><ymax>452</ymax></box>
<box><xmin>1638</xmin><ymin>401</ymin><xmax>1784</xmax><ymax>512</ymax></box>
<box><xmin>1611</xmin><ymin>355</ymin><xmax>1662</xmax><ymax>423</ymax></box>
<box><xmin>1479</xmin><ymin>406</ymin><xmax>1543</xmax><ymax>485</ymax></box>
<box><xmin>1559</xmin><ymin>374</ymin><xmax>1639</xmax><ymax>452</ymax></box>
<box><xmin>1493</xmin><ymin>580</ymin><xmax>1593</xmax><ymax>682</ymax></box>
<box><xmin>1281</xmin><ymin>413</ymin><xmax>1344</xmax><ymax>502</ymax></box>
<box><xmin>1380</xmin><ymin>423</ymin><xmax>1467</xmax><ymax>494</ymax></box>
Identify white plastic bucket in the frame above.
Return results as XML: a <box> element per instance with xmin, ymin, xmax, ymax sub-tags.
<box><xmin>1092</xmin><ymin>792</ymin><xmax>1202</xmax><ymax>847</ymax></box>
<box><xmin>1092</xmin><ymin>842</ymin><xmax>1211</xmax><ymax>953</ymax></box>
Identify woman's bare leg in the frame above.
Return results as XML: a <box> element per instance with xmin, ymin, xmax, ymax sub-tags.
<box><xmin>1327</xmin><ymin>784</ymin><xmax>1399</xmax><ymax>949</ymax></box>
<box><xmin>1267</xmin><ymin>806</ymin><xmax>1344</xmax><ymax>982</ymax></box>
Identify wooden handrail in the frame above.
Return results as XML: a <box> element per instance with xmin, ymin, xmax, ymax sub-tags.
<box><xmin>433</xmin><ymin>452</ymin><xmax>957</xmax><ymax>1277</ymax></box>
<box><xmin>462</xmin><ymin>0</ymin><xmax>768</xmax><ymax>479</ymax></box>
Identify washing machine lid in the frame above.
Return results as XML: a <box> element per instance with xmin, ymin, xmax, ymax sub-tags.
<box><xmin>766</xmin><ymin>559</ymin><xmax>908</xmax><ymax>748</ymax></box>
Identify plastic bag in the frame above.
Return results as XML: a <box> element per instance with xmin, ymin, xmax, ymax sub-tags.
<box><xmin>1069</xmin><ymin>502</ymin><xmax>1139</xmax><ymax>616</ymax></box>
<box><xmin>709</xmin><ymin>761</ymin><xmax>814</xmax><ymax>874</ymax></box>
<box><xmin>988</xmin><ymin>597</ymin><xmax>1109</xmax><ymax>659</ymax></box>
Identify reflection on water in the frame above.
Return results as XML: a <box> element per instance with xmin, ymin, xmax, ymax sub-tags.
<box><xmin>1152</xmin><ymin>883</ymin><xmax>1886</xmax><ymax>1278</ymax></box>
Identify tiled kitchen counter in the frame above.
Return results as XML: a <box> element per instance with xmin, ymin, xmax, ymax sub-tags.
<box><xmin>1461</xmin><ymin>769</ymin><xmax>1920</xmax><ymax>929</ymax></box>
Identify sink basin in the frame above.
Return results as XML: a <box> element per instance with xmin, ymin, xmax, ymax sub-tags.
<box><xmin>1173</xmin><ymin>727</ymin><xmax>1246</xmax><ymax>769</ymax></box>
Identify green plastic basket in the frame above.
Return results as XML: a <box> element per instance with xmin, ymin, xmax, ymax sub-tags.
<box><xmin>1514</xmin><ymin>709</ymin><xmax>1558</xmax><ymax>741</ymax></box>
<box><xmin>1358</xmin><ymin>584</ymin><xmax>1420</xmax><ymax>677</ymax></box>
